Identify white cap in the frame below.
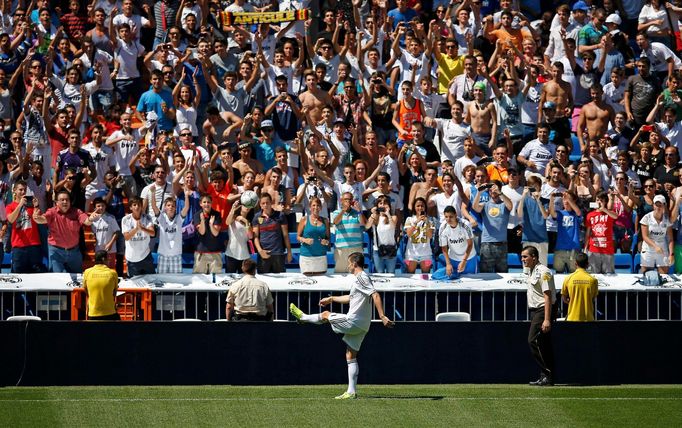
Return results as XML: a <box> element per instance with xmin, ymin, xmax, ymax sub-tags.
<box><xmin>605</xmin><ymin>14</ymin><xmax>622</xmax><ymax>25</ymax></box>
<box><xmin>653</xmin><ymin>194</ymin><xmax>666</xmax><ymax>205</ymax></box>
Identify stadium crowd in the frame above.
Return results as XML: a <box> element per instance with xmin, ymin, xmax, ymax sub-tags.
<box><xmin>3</xmin><ymin>0</ymin><xmax>682</xmax><ymax>278</ymax></box>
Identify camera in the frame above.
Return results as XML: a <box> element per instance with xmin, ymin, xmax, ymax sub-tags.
<box><xmin>462</xmin><ymin>91</ymin><xmax>474</xmax><ymax>102</ymax></box>
<box><xmin>377</xmin><ymin>207</ymin><xmax>385</xmax><ymax>213</ymax></box>
<box><xmin>552</xmin><ymin>192</ymin><xmax>563</xmax><ymax>197</ymax></box>
<box><xmin>307</xmin><ymin>176</ymin><xmax>317</xmax><ymax>183</ymax></box>
<box><xmin>24</xmin><ymin>195</ymin><xmax>33</xmax><ymax>205</ymax></box>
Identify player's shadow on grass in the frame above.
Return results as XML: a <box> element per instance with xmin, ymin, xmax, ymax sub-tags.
<box><xmin>362</xmin><ymin>395</ymin><xmax>445</xmax><ymax>400</ymax></box>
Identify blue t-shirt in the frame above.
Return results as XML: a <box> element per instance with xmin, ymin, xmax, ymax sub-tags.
<box><xmin>555</xmin><ymin>210</ymin><xmax>582</xmax><ymax>251</ymax></box>
<box><xmin>137</xmin><ymin>88</ymin><xmax>175</xmax><ymax>131</ymax></box>
<box><xmin>468</xmin><ymin>186</ymin><xmax>489</xmax><ymax>233</ymax></box>
<box><xmin>522</xmin><ymin>197</ymin><xmax>548</xmax><ymax>243</ymax></box>
<box><xmin>254</xmin><ymin>139</ymin><xmax>287</xmax><ymax>171</ymax></box>
<box><xmin>481</xmin><ymin>199</ymin><xmax>510</xmax><ymax>243</ymax></box>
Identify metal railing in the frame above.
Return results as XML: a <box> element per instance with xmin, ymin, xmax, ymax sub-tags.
<box><xmin>2</xmin><ymin>289</ymin><xmax>681</xmax><ymax>321</ymax></box>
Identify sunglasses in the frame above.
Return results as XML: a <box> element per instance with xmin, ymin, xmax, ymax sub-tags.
<box><xmin>180</xmin><ymin>133</ymin><xmax>192</xmax><ymax>136</ymax></box>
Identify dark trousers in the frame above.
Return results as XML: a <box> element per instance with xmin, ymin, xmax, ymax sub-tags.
<box><xmin>233</xmin><ymin>312</ymin><xmax>272</xmax><ymax>321</ymax></box>
<box><xmin>479</xmin><ymin>242</ymin><xmax>508</xmax><ymax>273</ymax></box>
<box><xmin>257</xmin><ymin>254</ymin><xmax>285</xmax><ymax>274</ymax></box>
<box><xmin>12</xmin><ymin>245</ymin><xmax>45</xmax><ymax>273</ymax></box>
<box><xmin>127</xmin><ymin>253</ymin><xmax>155</xmax><ymax>277</ymax></box>
<box><xmin>528</xmin><ymin>304</ymin><xmax>557</xmax><ymax>379</ymax></box>
<box><xmin>225</xmin><ymin>256</ymin><xmax>245</xmax><ymax>273</ymax></box>
<box><xmin>89</xmin><ymin>313</ymin><xmax>121</xmax><ymax>321</ymax></box>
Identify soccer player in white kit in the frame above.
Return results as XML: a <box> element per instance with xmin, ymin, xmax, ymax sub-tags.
<box><xmin>290</xmin><ymin>252</ymin><xmax>394</xmax><ymax>399</ymax></box>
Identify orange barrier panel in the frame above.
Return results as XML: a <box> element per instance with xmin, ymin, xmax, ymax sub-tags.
<box><xmin>71</xmin><ymin>288</ymin><xmax>152</xmax><ymax>321</ymax></box>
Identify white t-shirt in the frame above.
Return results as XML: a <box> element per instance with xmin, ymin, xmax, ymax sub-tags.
<box><xmin>658</xmin><ymin>121</ymin><xmax>682</xmax><ymax>150</ymax></box>
<box><xmin>83</xmin><ymin>143</ymin><xmax>114</xmax><ymax>189</ymax></box>
<box><xmin>519</xmin><ymin>139</ymin><xmax>557</xmax><ymax>177</ymax></box>
<box><xmin>431</xmin><ymin>190</ymin><xmax>462</xmax><ymax>224</ymax></box>
<box><xmin>454</xmin><ymin>155</ymin><xmax>480</xmax><ymax>183</ymax></box>
<box><xmin>501</xmin><ymin>184</ymin><xmax>524</xmax><ymax>228</ymax></box>
<box><xmin>640</xmin><ymin>211</ymin><xmax>672</xmax><ymax>254</ymax></box>
<box><xmin>335</xmin><ymin>181</ymin><xmax>365</xmax><ymax>211</ymax></box>
<box><xmin>226</xmin><ymin>219</ymin><xmax>251</xmax><ymax>260</ymax></box>
<box><xmin>603</xmin><ymin>81</ymin><xmax>626</xmax><ymax>113</ymax></box>
<box><xmin>367</xmin><ymin>190</ymin><xmax>403</xmax><ymax>214</ymax></box>
<box><xmin>312</xmin><ymin>54</ymin><xmax>341</xmax><ymax>82</ymax></box>
<box><xmin>438</xmin><ymin>220</ymin><xmax>476</xmax><ymax>261</ymax></box>
<box><xmin>108</xmin><ymin>128</ymin><xmax>141</xmax><ymax>175</ymax></box>
<box><xmin>540</xmin><ymin>182</ymin><xmax>567</xmax><ymax>232</ymax></box>
<box><xmin>80</xmin><ymin>50</ymin><xmax>114</xmax><ymax>91</ymax></box>
<box><xmin>404</xmin><ymin>215</ymin><xmax>436</xmax><ymax>260</ymax></box>
<box><xmin>112</xmin><ymin>13</ymin><xmax>149</xmax><ymax>41</ymax></box>
<box><xmin>640</xmin><ymin>42</ymin><xmax>682</xmax><ymax>73</ymax></box>
<box><xmin>156</xmin><ymin>211</ymin><xmax>184</xmax><ymax>257</ymax></box>
<box><xmin>521</xmin><ymin>82</ymin><xmax>543</xmax><ymax>125</ymax></box>
<box><xmin>121</xmin><ymin>213</ymin><xmax>154</xmax><ymax>262</ymax></box>
<box><xmin>90</xmin><ymin>213</ymin><xmax>120</xmax><ymax>253</ymax></box>
<box><xmin>346</xmin><ymin>271</ymin><xmax>375</xmax><ymax>331</ymax></box>
<box><xmin>434</xmin><ymin>118</ymin><xmax>471</xmax><ymax>161</ymax></box>
<box><xmin>140</xmin><ymin>181</ymin><xmax>176</xmax><ymax>217</ymax></box>
<box><xmin>113</xmin><ymin>37</ymin><xmax>145</xmax><ymax>79</ymax></box>
<box><xmin>296</xmin><ymin>182</ymin><xmax>333</xmax><ymax>218</ymax></box>
<box><xmin>639</xmin><ymin>4</ymin><xmax>670</xmax><ymax>34</ymax></box>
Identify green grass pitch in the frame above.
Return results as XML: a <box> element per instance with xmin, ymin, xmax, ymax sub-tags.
<box><xmin>1</xmin><ymin>385</ymin><xmax>681</xmax><ymax>427</ymax></box>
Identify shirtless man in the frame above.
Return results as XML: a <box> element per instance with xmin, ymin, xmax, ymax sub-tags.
<box><xmin>408</xmin><ymin>166</ymin><xmax>441</xmax><ymax>213</ymax></box>
<box><xmin>233</xmin><ymin>142</ymin><xmax>264</xmax><ymax>179</ymax></box>
<box><xmin>577</xmin><ymin>83</ymin><xmax>616</xmax><ymax>153</ymax></box>
<box><xmin>261</xmin><ymin>167</ymin><xmax>292</xmax><ymax>214</ymax></box>
<box><xmin>465</xmin><ymin>81</ymin><xmax>497</xmax><ymax>156</ymax></box>
<box><xmin>351</xmin><ymin>128</ymin><xmax>386</xmax><ymax>173</ymax></box>
<box><xmin>298</xmin><ymin>69</ymin><xmax>334</xmax><ymax>125</ymax></box>
<box><xmin>538</xmin><ymin>61</ymin><xmax>573</xmax><ymax>123</ymax></box>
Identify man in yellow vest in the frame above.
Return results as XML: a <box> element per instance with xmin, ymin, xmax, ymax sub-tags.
<box><xmin>83</xmin><ymin>251</ymin><xmax>120</xmax><ymax>320</ymax></box>
<box><xmin>561</xmin><ymin>252</ymin><xmax>599</xmax><ymax>321</ymax></box>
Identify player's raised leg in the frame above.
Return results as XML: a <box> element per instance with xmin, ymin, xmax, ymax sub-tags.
<box><xmin>289</xmin><ymin>302</ymin><xmax>328</xmax><ymax>324</ymax></box>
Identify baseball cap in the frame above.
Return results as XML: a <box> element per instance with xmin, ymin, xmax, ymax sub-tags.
<box><xmin>238</xmin><ymin>142</ymin><xmax>251</xmax><ymax>150</ymax></box>
<box><xmin>572</xmin><ymin>1</ymin><xmax>590</xmax><ymax>11</ymax></box>
<box><xmin>605</xmin><ymin>14</ymin><xmax>621</xmax><ymax>25</ymax></box>
<box><xmin>261</xmin><ymin>119</ymin><xmax>273</xmax><ymax>129</ymax></box>
<box><xmin>653</xmin><ymin>194</ymin><xmax>666</xmax><ymax>205</ymax></box>
<box><xmin>333</xmin><ymin>118</ymin><xmax>346</xmax><ymax>126</ymax></box>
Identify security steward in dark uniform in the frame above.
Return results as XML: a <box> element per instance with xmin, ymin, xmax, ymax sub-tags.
<box><xmin>521</xmin><ymin>245</ymin><xmax>558</xmax><ymax>386</ymax></box>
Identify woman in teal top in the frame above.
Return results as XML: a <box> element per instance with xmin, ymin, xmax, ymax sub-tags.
<box><xmin>297</xmin><ymin>197</ymin><xmax>330</xmax><ymax>275</ymax></box>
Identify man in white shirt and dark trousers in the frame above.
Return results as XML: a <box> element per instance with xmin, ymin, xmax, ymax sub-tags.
<box><xmin>522</xmin><ymin>245</ymin><xmax>557</xmax><ymax>387</ymax></box>
<box><xmin>289</xmin><ymin>252</ymin><xmax>394</xmax><ymax>400</ymax></box>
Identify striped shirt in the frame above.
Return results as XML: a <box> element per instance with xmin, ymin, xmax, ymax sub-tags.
<box><xmin>332</xmin><ymin>209</ymin><xmax>363</xmax><ymax>249</ymax></box>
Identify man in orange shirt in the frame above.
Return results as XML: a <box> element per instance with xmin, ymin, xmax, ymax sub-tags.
<box><xmin>485</xmin><ymin>10</ymin><xmax>532</xmax><ymax>52</ymax></box>
<box><xmin>486</xmin><ymin>145</ymin><xmax>513</xmax><ymax>184</ymax></box>
<box><xmin>206</xmin><ymin>169</ymin><xmax>235</xmax><ymax>234</ymax></box>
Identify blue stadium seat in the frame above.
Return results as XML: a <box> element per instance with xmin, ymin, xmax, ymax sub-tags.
<box><xmin>633</xmin><ymin>253</ymin><xmax>641</xmax><ymax>273</ymax></box>
<box><xmin>2</xmin><ymin>252</ymin><xmax>11</xmax><ymax>272</ymax></box>
<box><xmin>151</xmin><ymin>253</ymin><xmax>159</xmax><ymax>264</ymax></box>
<box><xmin>547</xmin><ymin>253</ymin><xmax>554</xmax><ymax>268</ymax></box>
<box><xmin>614</xmin><ymin>253</ymin><xmax>633</xmax><ymax>274</ymax></box>
<box><xmin>569</xmin><ymin>135</ymin><xmax>582</xmax><ymax>162</ymax></box>
<box><xmin>289</xmin><ymin>232</ymin><xmax>300</xmax><ymax>248</ymax></box>
<box><xmin>507</xmin><ymin>253</ymin><xmax>523</xmax><ymax>273</ymax></box>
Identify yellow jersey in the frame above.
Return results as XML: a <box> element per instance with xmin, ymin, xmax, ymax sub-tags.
<box><xmin>561</xmin><ymin>268</ymin><xmax>599</xmax><ymax>321</ymax></box>
<box><xmin>83</xmin><ymin>264</ymin><xmax>118</xmax><ymax>318</ymax></box>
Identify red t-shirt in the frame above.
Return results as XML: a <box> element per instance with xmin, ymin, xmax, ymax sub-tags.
<box><xmin>5</xmin><ymin>203</ymin><xmax>41</xmax><ymax>248</ymax></box>
<box><xmin>49</xmin><ymin>126</ymin><xmax>69</xmax><ymax>168</ymax></box>
<box><xmin>208</xmin><ymin>180</ymin><xmax>233</xmax><ymax>231</ymax></box>
<box><xmin>586</xmin><ymin>211</ymin><xmax>615</xmax><ymax>254</ymax></box>
<box><xmin>44</xmin><ymin>207</ymin><xmax>89</xmax><ymax>248</ymax></box>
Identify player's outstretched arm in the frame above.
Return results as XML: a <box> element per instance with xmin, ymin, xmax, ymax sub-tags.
<box><xmin>372</xmin><ymin>292</ymin><xmax>395</xmax><ymax>328</ymax></box>
<box><xmin>320</xmin><ymin>295</ymin><xmax>350</xmax><ymax>306</ymax></box>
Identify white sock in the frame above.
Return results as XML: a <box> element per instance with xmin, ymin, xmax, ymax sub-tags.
<box><xmin>300</xmin><ymin>313</ymin><xmax>323</xmax><ymax>324</ymax></box>
<box><xmin>347</xmin><ymin>359</ymin><xmax>359</xmax><ymax>394</ymax></box>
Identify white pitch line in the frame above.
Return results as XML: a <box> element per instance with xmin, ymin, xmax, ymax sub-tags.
<box><xmin>0</xmin><ymin>397</ymin><xmax>681</xmax><ymax>403</ymax></box>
